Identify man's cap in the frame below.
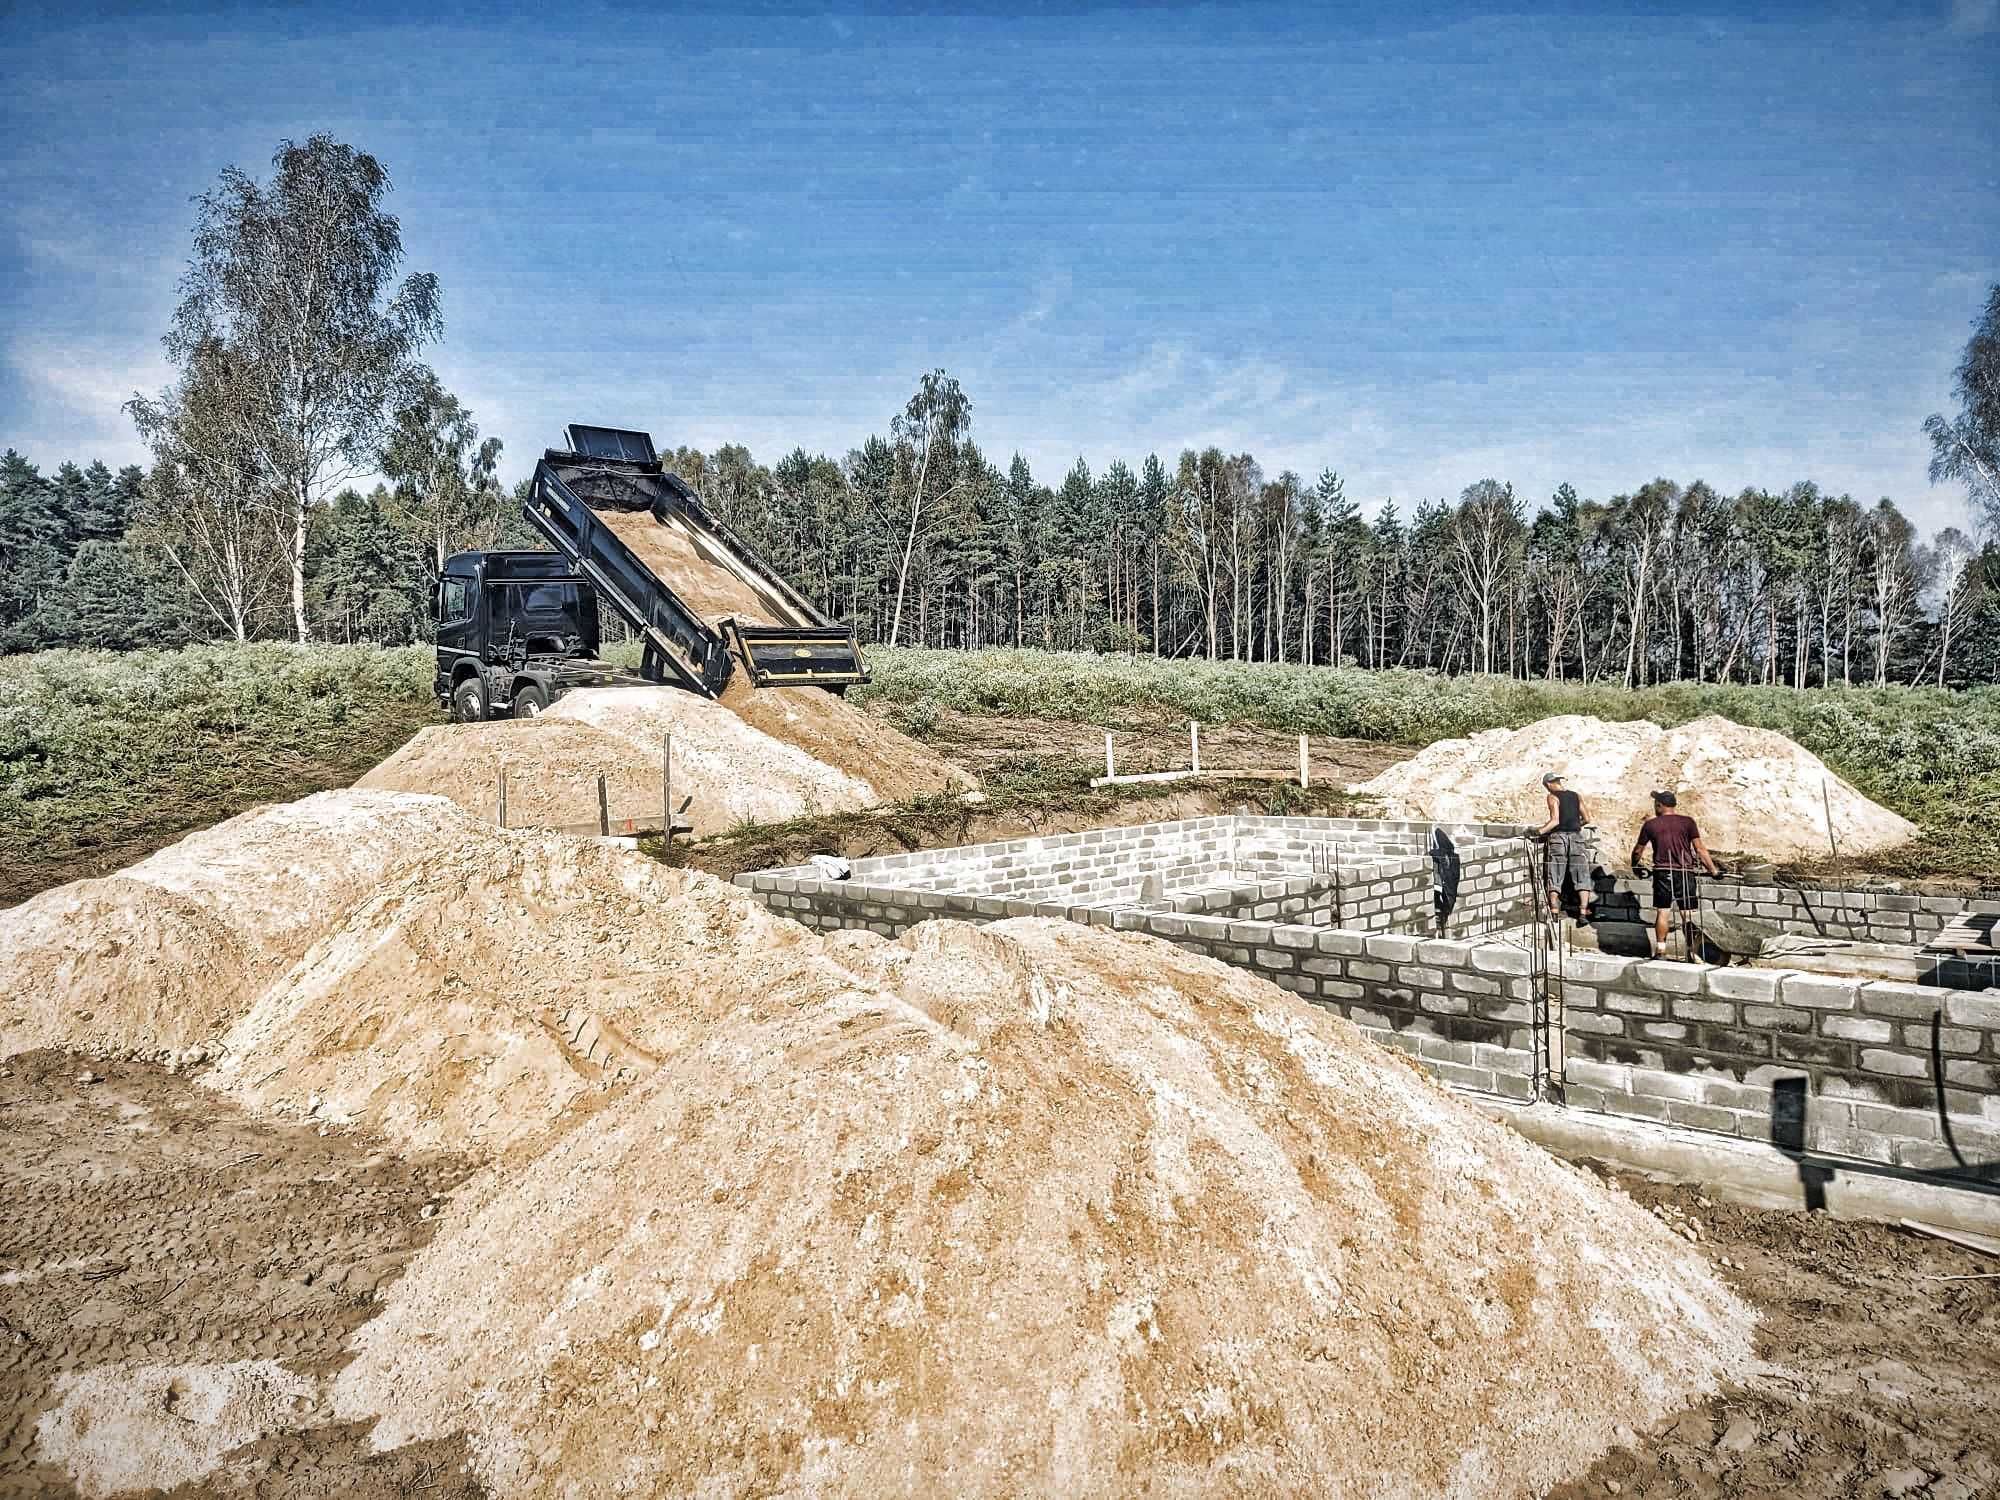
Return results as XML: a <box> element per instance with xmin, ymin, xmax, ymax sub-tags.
<box><xmin>1652</xmin><ymin>789</ymin><xmax>1677</xmax><ymax>807</ymax></box>
<box><xmin>1542</xmin><ymin>771</ymin><xmax>1563</xmax><ymax>787</ymax></box>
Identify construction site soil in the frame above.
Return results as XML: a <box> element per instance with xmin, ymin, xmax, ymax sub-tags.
<box><xmin>918</xmin><ymin>706</ymin><xmax>1412</xmax><ymax>783</ymax></box>
<box><xmin>2</xmin><ymin>1055</ymin><xmax>1990</xmax><ymax>1500</ymax></box>
<box><xmin>357</xmin><ymin>683</ymin><xmax>966</xmax><ymax>838</ymax></box>
<box><xmin>3</xmin><ymin>792</ymin><xmax>1762</xmax><ymax>1497</ymax></box>
<box><xmin>0</xmin><ymin>1049</ymin><xmax>479</xmax><ymax>1500</ymax></box>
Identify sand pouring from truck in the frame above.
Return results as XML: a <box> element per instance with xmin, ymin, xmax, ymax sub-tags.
<box><xmin>434</xmin><ymin>423</ymin><xmax>869</xmax><ymax>721</ymax></box>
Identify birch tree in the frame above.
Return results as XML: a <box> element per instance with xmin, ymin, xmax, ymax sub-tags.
<box><xmin>1925</xmin><ymin>283</ymin><xmax>2000</xmax><ymax>527</ymax></box>
<box><xmin>127</xmin><ymin>134</ymin><xmax>441</xmax><ymax>642</ymax></box>
<box><xmin>885</xmin><ymin>370</ymin><xmax>971</xmax><ymax>648</ymax></box>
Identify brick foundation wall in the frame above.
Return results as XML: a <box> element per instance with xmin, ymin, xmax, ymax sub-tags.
<box><xmin>737</xmin><ymin>815</ymin><xmax>2000</xmax><ymax>1169</ymax></box>
<box><xmin>1597</xmin><ymin>875</ymin><xmax>2000</xmax><ymax>947</ymax></box>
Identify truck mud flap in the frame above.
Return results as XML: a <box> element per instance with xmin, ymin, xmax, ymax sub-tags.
<box><xmin>723</xmin><ymin>620</ymin><xmax>870</xmax><ymax>688</ymax></box>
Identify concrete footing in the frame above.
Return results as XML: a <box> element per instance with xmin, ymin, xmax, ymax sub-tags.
<box><xmin>1485</xmin><ymin>1095</ymin><xmax>2000</xmax><ymax>1240</ymax></box>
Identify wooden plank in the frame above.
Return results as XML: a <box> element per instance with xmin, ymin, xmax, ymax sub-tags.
<box><xmin>1924</xmin><ymin>911</ymin><xmax>2000</xmax><ymax>956</ymax></box>
<box><xmin>1899</xmin><ymin>1219</ymin><xmax>2000</xmax><ymax>1260</ymax></box>
<box><xmin>530</xmin><ymin>816</ymin><xmax>695</xmax><ymax>839</ymax></box>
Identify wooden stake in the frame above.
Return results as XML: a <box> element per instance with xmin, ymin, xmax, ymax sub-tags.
<box><xmin>1299</xmin><ymin>733</ymin><xmax>1309</xmax><ymax>788</ymax></box>
<box><xmin>1104</xmin><ymin>731</ymin><xmax>1115</xmax><ymax>780</ymax></box>
<box><xmin>597</xmin><ymin>774</ymin><xmax>610</xmax><ymax>837</ymax></box>
<box><xmin>1899</xmin><ymin>1218</ymin><xmax>2000</xmax><ymax>1260</ymax></box>
<box><xmin>496</xmin><ymin>768</ymin><xmax>508</xmax><ymax>829</ymax></box>
<box><xmin>1190</xmin><ymin>720</ymin><xmax>1200</xmax><ymax>775</ymax></box>
<box><xmin>663</xmin><ymin>733</ymin><xmax>673</xmax><ymax>839</ymax></box>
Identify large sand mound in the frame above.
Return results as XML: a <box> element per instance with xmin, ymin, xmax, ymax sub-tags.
<box><xmin>10</xmin><ymin>796</ymin><xmax>1754</xmax><ymax>1495</ymax></box>
<box><xmin>331</xmin><ymin>912</ymin><xmax>1753</xmax><ymax>1500</ymax></box>
<box><xmin>205</xmin><ymin>835</ymin><xmax>816</xmax><ymax>1155</ymax></box>
<box><xmin>1353</xmin><ymin>713</ymin><xmax>1916</xmax><ymax>860</ymax></box>
<box><xmin>0</xmin><ymin>791</ymin><xmax>472</xmax><ymax>1060</ymax></box>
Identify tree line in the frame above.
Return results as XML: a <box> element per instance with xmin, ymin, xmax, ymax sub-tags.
<box><xmin>4</xmin><ymin>130</ymin><xmax>1997</xmax><ymax>691</ymax></box>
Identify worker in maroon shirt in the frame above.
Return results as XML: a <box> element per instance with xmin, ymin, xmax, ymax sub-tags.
<box><xmin>1630</xmin><ymin>790</ymin><xmax>1720</xmax><ymax>956</ymax></box>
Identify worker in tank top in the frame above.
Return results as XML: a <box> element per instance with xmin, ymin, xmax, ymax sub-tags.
<box><xmin>1534</xmin><ymin>771</ymin><xmax>1594</xmax><ymax>922</ymax></box>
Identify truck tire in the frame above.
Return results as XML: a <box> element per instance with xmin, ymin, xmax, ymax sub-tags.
<box><xmin>511</xmin><ymin>683</ymin><xmax>548</xmax><ymax>719</ymax></box>
<box><xmin>452</xmin><ymin>675</ymin><xmax>488</xmax><ymax>723</ymax></box>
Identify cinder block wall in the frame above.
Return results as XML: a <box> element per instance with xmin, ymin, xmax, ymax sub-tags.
<box><xmin>1598</xmin><ymin>874</ymin><xmax>2000</xmax><ymax>946</ymax></box>
<box><xmin>738</xmin><ymin>815</ymin><xmax>2000</xmax><ymax>1168</ymax></box>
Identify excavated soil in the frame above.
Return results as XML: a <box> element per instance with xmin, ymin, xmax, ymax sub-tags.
<box><xmin>0</xmin><ymin>792</ymin><xmax>474</xmax><ymax>1062</ymax></box>
<box><xmin>1352</xmin><ymin>714</ymin><xmax>1916</xmax><ymax>861</ymax></box>
<box><xmin>326</xmin><ymin>913</ymin><xmax>1753</xmax><ymax>1500</ymax></box>
<box><xmin>0</xmin><ymin>1050</ymin><xmax>479</xmax><ymax>1500</ymax></box>
<box><xmin>7</xmin><ymin>799</ymin><xmax>1755</xmax><ymax>1498</ymax></box>
<box><xmin>1549</xmin><ymin>1169</ymin><xmax>2000</xmax><ymax>1500</ymax></box>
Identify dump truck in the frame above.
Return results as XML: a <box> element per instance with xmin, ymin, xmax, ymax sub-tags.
<box><xmin>434</xmin><ymin>423</ymin><xmax>869</xmax><ymax>721</ymax></box>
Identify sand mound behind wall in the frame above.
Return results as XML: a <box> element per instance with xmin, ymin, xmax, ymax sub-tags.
<box><xmin>334</xmin><ymin>916</ymin><xmax>1754</xmax><ymax>1500</ymax></box>
<box><xmin>1352</xmin><ymin>713</ymin><xmax>1915</xmax><ymax>860</ymax></box>
<box><xmin>0</xmin><ymin>791</ymin><xmax>472</xmax><ymax>1060</ymax></box>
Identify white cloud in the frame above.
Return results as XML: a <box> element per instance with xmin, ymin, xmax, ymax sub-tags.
<box><xmin>4</xmin><ymin>338</ymin><xmax>167</xmax><ymax>465</ymax></box>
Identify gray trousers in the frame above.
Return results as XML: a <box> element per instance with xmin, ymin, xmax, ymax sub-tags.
<box><xmin>1545</xmin><ymin>830</ymin><xmax>1591</xmax><ymax>893</ymax></box>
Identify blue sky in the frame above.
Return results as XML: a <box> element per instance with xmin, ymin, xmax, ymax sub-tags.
<box><xmin>2</xmin><ymin>0</ymin><xmax>1996</xmax><ymax>531</ymax></box>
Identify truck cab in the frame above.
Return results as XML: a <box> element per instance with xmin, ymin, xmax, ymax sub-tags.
<box><xmin>434</xmin><ymin>551</ymin><xmax>614</xmax><ymax>721</ymax></box>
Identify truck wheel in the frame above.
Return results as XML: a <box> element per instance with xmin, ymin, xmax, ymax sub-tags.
<box><xmin>512</xmin><ymin>684</ymin><xmax>548</xmax><ymax>719</ymax></box>
<box><xmin>452</xmin><ymin>676</ymin><xmax>488</xmax><ymax>723</ymax></box>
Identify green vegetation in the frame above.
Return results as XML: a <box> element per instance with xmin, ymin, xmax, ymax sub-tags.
<box><xmin>858</xmin><ymin>647</ymin><xmax>2000</xmax><ymax>879</ymax></box>
<box><xmin>0</xmin><ymin>643</ymin><xmax>436</xmax><ymax>904</ymax></box>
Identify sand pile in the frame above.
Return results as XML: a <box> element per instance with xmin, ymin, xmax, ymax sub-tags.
<box><xmin>719</xmin><ymin>675</ymin><xmax>975</xmax><ymax>799</ymax></box>
<box><xmin>333</xmin><ymin>916</ymin><xmax>1753</xmax><ymax>1500</ymax></box>
<box><xmin>363</xmin><ymin>696</ymin><xmax>888</xmax><ymax>836</ymax></box>
<box><xmin>358</xmin><ymin>718</ymin><xmax>678</xmax><ymax>831</ymax></box>
<box><xmin>548</xmin><ymin>686</ymin><xmax>881</xmax><ymax>824</ymax></box>
<box><xmin>205</xmin><ymin>833</ymin><xmax>815</xmax><ymax>1155</ymax></box>
<box><xmin>598</xmin><ymin>506</ymin><xmax>782</xmax><ymax>624</ymax></box>
<box><xmin>1352</xmin><ymin>713</ymin><xmax>1916</xmax><ymax>860</ymax></box>
<box><xmin>0</xmin><ymin>791</ymin><xmax>473</xmax><ymax>1060</ymax></box>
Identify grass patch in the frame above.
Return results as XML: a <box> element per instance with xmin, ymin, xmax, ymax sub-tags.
<box><xmin>0</xmin><ymin>643</ymin><xmax>439</xmax><ymax>904</ymax></box>
<box><xmin>857</xmin><ymin>647</ymin><xmax>2000</xmax><ymax>880</ymax></box>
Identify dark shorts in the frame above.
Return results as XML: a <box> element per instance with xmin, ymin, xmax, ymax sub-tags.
<box><xmin>1651</xmin><ymin>870</ymin><xmax>1701</xmax><ymax>910</ymax></box>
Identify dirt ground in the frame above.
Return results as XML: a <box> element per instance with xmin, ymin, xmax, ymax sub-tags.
<box><xmin>3</xmin><ymin>1054</ymin><xmax>1992</xmax><ymax>1498</ymax></box>
<box><xmin>0</xmin><ymin>1053</ymin><xmax>480</xmax><ymax>1500</ymax></box>
<box><xmin>1548</xmin><ymin>1168</ymin><xmax>2000</xmax><ymax>1500</ymax></box>
<box><xmin>920</xmin><ymin>706</ymin><xmax>1411</xmax><ymax>783</ymax></box>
